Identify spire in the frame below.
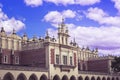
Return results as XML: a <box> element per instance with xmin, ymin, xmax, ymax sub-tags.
<box><xmin>61</xmin><ymin>17</ymin><xmax>65</xmax><ymax>28</ymax></box>
<box><xmin>73</xmin><ymin>37</ymin><xmax>77</xmax><ymax>46</ymax></box>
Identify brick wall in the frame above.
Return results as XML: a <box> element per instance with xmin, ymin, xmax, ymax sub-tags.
<box><xmin>87</xmin><ymin>59</ymin><xmax>109</xmax><ymax>73</ymax></box>
<box><xmin>0</xmin><ymin>49</ymin><xmax>20</xmax><ymax>65</ymax></box>
<box><xmin>20</xmin><ymin>48</ymin><xmax>46</xmax><ymax>68</ymax></box>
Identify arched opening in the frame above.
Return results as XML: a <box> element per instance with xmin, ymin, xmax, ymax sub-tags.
<box><xmin>17</xmin><ymin>73</ymin><xmax>27</xmax><ymax>80</ymax></box>
<box><xmin>3</xmin><ymin>72</ymin><xmax>14</xmax><ymax>80</ymax></box>
<box><xmin>102</xmin><ymin>77</ymin><xmax>106</xmax><ymax>80</ymax></box>
<box><xmin>62</xmin><ymin>75</ymin><xmax>68</xmax><ymax>80</ymax></box>
<box><xmin>70</xmin><ymin>75</ymin><xmax>76</xmax><ymax>80</ymax></box>
<box><xmin>40</xmin><ymin>74</ymin><xmax>47</xmax><ymax>80</ymax></box>
<box><xmin>116</xmin><ymin>77</ymin><xmax>119</xmax><ymax>80</ymax></box>
<box><xmin>91</xmin><ymin>77</ymin><xmax>95</xmax><ymax>80</ymax></box>
<box><xmin>112</xmin><ymin>77</ymin><xmax>115</xmax><ymax>80</ymax></box>
<box><xmin>53</xmin><ymin>75</ymin><xmax>60</xmax><ymax>80</ymax></box>
<box><xmin>29</xmin><ymin>74</ymin><xmax>38</xmax><ymax>80</ymax></box>
<box><xmin>78</xmin><ymin>76</ymin><xmax>83</xmax><ymax>80</ymax></box>
<box><xmin>97</xmin><ymin>77</ymin><xmax>101</xmax><ymax>80</ymax></box>
<box><xmin>85</xmin><ymin>76</ymin><xmax>89</xmax><ymax>80</ymax></box>
<box><xmin>107</xmin><ymin>77</ymin><xmax>110</xmax><ymax>80</ymax></box>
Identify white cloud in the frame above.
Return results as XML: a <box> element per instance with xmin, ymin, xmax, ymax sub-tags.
<box><xmin>86</xmin><ymin>7</ymin><xmax>120</xmax><ymax>26</ymax></box>
<box><xmin>44</xmin><ymin>10</ymin><xmax>77</xmax><ymax>27</ymax></box>
<box><xmin>62</xmin><ymin>10</ymin><xmax>76</xmax><ymax>18</ymax></box>
<box><xmin>44</xmin><ymin>0</ymin><xmax>75</xmax><ymax>5</ymax></box>
<box><xmin>44</xmin><ymin>11</ymin><xmax>62</xmax><ymax>24</ymax></box>
<box><xmin>24</xmin><ymin>0</ymin><xmax>43</xmax><ymax>7</ymax></box>
<box><xmin>75</xmin><ymin>0</ymin><xmax>100</xmax><ymax>6</ymax></box>
<box><xmin>24</xmin><ymin>0</ymin><xmax>100</xmax><ymax>7</ymax></box>
<box><xmin>112</xmin><ymin>0</ymin><xmax>120</xmax><ymax>13</ymax></box>
<box><xmin>0</xmin><ymin>8</ymin><xmax>25</xmax><ymax>33</ymax></box>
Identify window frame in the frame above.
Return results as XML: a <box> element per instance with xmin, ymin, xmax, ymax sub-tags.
<box><xmin>56</xmin><ymin>55</ymin><xmax>59</xmax><ymax>64</ymax></box>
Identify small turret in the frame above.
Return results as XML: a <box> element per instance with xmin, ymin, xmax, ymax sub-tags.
<box><xmin>22</xmin><ymin>33</ymin><xmax>28</xmax><ymax>42</ymax></box>
<box><xmin>58</xmin><ymin>18</ymin><xmax>70</xmax><ymax>45</ymax></box>
<box><xmin>51</xmin><ymin>36</ymin><xmax>56</xmax><ymax>42</ymax></box>
<box><xmin>32</xmin><ymin>35</ymin><xmax>38</xmax><ymax>41</ymax></box>
<box><xmin>1</xmin><ymin>27</ymin><xmax>5</xmax><ymax>33</ymax></box>
<box><xmin>0</xmin><ymin>27</ymin><xmax>7</xmax><ymax>37</ymax></box>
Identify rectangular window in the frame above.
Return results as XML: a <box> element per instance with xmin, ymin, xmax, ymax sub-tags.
<box><xmin>3</xmin><ymin>55</ymin><xmax>8</xmax><ymax>63</ymax></box>
<box><xmin>70</xmin><ymin>56</ymin><xmax>72</xmax><ymax>65</ymax></box>
<box><xmin>63</xmin><ymin>56</ymin><xmax>67</xmax><ymax>65</ymax></box>
<box><xmin>56</xmin><ymin>55</ymin><xmax>59</xmax><ymax>64</ymax></box>
<box><xmin>15</xmin><ymin>56</ymin><xmax>19</xmax><ymax>64</ymax></box>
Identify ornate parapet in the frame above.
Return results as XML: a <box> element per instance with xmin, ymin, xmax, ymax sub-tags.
<box><xmin>79</xmin><ymin>71</ymin><xmax>120</xmax><ymax>76</ymax></box>
<box><xmin>0</xmin><ymin>64</ymin><xmax>48</xmax><ymax>72</ymax></box>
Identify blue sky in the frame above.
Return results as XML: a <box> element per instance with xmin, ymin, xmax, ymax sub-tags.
<box><xmin>0</xmin><ymin>0</ymin><xmax>120</xmax><ymax>55</ymax></box>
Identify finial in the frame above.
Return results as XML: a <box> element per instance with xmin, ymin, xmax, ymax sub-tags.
<box><xmin>33</xmin><ymin>35</ymin><xmax>37</xmax><ymax>41</ymax></box>
<box><xmin>82</xmin><ymin>46</ymin><xmax>85</xmax><ymax>50</ymax></box>
<box><xmin>1</xmin><ymin>27</ymin><xmax>5</xmax><ymax>32</ymax></box>
<box><xmin>95</xmin><ymin>48</ymin><xmax>98</xmax><ymax>52</ymax></box>
<box><xmin>62</xmin><ymin>17</ymin><xmax>65</xmax><ymax>24</ymax></box>
<box><xmin>45</xmin><ymin>30</ymin><xmax>50</xmax><ymax>39</ymax></box>
<box><xmin>73</xmin><ymin>37</ymin><xmax>76</xmax><ymax>43</ymax></box>
<box><xmin>46</xmin><ymin>30</ymin><xmax>49</xmax><ymax>36</ymax></box>
<box><xmin>73</xmin><ymin>38</ymin><xmax>77</xmax><ymax>46</ymax></box>
<box><xmin>86</xmin><ymin>46</ymin><xmax>89</xmax><ymax>50</ymax></box>
<box><xmin>12</xmin><ymin>28</ymin><xmax>16</xmax><ymax>34</ymax></box>
<box><xmin>23</xmin><ymin>33</ymin><xmax>27</xmax><ymax>37</ymax></box>
<box><xmin>52</xmin><ymin>36</ymin><xmax>56</xmax><ymax>42</ymax></box>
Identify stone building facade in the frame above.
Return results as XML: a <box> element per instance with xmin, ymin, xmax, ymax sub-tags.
<box><xmin>0</xmin><ymin>19</ymin><xmax>119</xmax><ymax>80</ymax></box>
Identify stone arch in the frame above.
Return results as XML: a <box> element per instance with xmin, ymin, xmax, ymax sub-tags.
<box><xmin>112</xmin><ymin>77</ymin><xmax>115</xmax><ymax>80</ymax></box>
<box><xmin>62</xmin><ymin>75</ymin><xmax>68</xmax><ymax>80</ymax></box>
<box><xmin>91</xmin><ymin>77</ymin><xmax>95</xmax><ymax>80</ymax></box>
<box><xmin>17</xmin><ymin>73</ymin><xmax>27</xmax><ymax>80</ymax></box>
<box><xmin>85</xmin><ymin>76</ymin><xmax>89</xmax><ymax>80</ymax></box>
<box><xmin>29</xmin><ymin>74</ymin><xmax>38</xmax><ymax>80</ymax></box>
<box><xmin>3</xmin><ymin>72</ymin><xmax>14</xmax><ymax>80</ymax></box>
<box><xmin>78</xmin><ymin>76</ymin><xmax>83</xmax><ymax>80</ymax></box>
<box><xmin>97</xmin><ymin>77</ymin><xmax>101</xmax><ymax>80</ymax></box>
<box><xmin>116</xmin><ymin>77</ymin><xmax>119</xmax><ymax>80</ymax></box>
<box><xmin>107</xmin><ymin>77</ymin><xmax>110</xmax><ymax>80</ymax></box>
<box><xmin>102</xmin><ymin>77</ymin><xmax>106</xmax><ymax>80</ymax></box>
<box><xmin>70</xmin><ymin>75</ymin><xmax>76</xmax><ymax>80</ymax></box>
<box><xmin>40</xmin><ymin>74</ymin><xmax>47</xmax><ymax>80</ymax></box>
<box><xmin>53</xmin><ymin>75</ymin><xmax>60</xmax><ymax>80</ymax></box>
